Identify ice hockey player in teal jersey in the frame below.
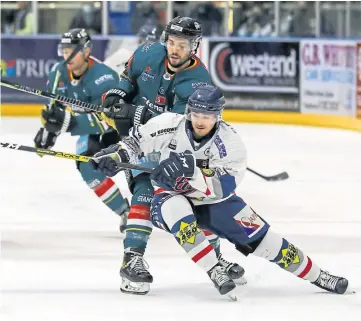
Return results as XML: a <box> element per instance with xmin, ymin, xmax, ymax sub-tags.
<box><xmin>99</xmin><ymin>17</ymin><xmax>245</xmax><ymax>295</ymax></box>
<box><xmin>34</xmin><ymin>28</ymin><xmax>130</xmax><ymax>231</ymax></box>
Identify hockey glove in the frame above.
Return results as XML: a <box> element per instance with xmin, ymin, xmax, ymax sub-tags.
<box><xmin>150</xmin><ymin>150</ymin><xmax>196</xmax><ymax>192</ymax></box>
<box><xmin>34</xmin><ymin>128</ymin><xmax>59</xmax><ymax>149</ymax></box>
<box><xmin>102</xmin><ymin>88</ymin><xmax>153</xmax><ymax>135</ymax></box>
<box><xmin>101</xmin><ymin>103</ymin><xmax>153</xmax><ymax>136</ymax></box>
<box><xmin>41</xmin><ymin>103</ymin><xmax>75</xmax><ymax>134</ymax></box>
<box><xmin>102</xmin><ymin>88</ymin><xmax>130</xmax><ymax>110</ymax></box>
<box><xmin>91</xmin><ymin>143</ymin><xmax>131</xmax><ymax>177</ymax></box>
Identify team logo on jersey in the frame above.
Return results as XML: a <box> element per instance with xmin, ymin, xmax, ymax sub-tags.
<box><xmin>159</xmin><ymin>87</ymin><xmax>165</xmax><ymax>94</ymax></box>
<box><xmin>71</xmin><ymin>79</ymin><xmax>79</xmax><ymax>86</ymax></box>
<box><xmin>57</xmin><ymin>81</ymin><xmax>67</xmax><ymax>93</ymax></box>
<box><xmin>141</xmin><ymin>66</ymin><xmax>155</xmax><ymax>82</ymax></box>
<box><xmin>201</xmin><ymin>168</ymin><xmax>215</xmax><ymax>177</ymax></box>
<box><xmin>204</xmin><ymin>148</ymin><xmax>210</xmax><ymax>156</ymax></box>
<box><xmin>155</xmin><ymin>95</ymin><xmax>166</xmax><ymax>105</ymax></box>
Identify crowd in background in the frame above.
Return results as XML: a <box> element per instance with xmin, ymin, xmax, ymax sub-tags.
<box><xmin>1</xmin><ymin>1</ymin><xmax>361</xmax><ymax>37</ymax></box>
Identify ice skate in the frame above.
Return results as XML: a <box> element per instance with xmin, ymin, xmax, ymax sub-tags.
<box><xmin>312</xmin><ymin>270</ymin><xmax>348</xmax><ymax>294</ymax></box>
<box><xmin>120</xmin><ymin>278</ymin><xmax>150</xmax><ymax>295</ymax></box>
<box><xmin>218</xmin><ymin>254</ymin><xmax>247</xmax><ymax>285</ymax></box>
<box><xmin>208</xmin><ymin>263</ymin><xmax>236</xmax><ymax>296</ymax></box>
<box><xmin>119</xmin><ymin>248</ymin><xmax>153</xmax><ymax>295</ymax></box>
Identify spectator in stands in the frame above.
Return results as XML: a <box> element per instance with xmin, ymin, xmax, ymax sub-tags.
<box><xmin>1</xmin><ymin>7</ymin><xmax>14</xmax><ymax>34</ymax></box>
<box><xmin>69</xmin><ymin>2</ymin><xmax>114</xmax><ymax>34</ymax></box>
<box><xmin>8</xmin><ymin>1</ymin><xmax>34</xmax><ymax>35</ymax></box>
<box><xmin>188</xmin><ymin>1</ymin><xmax>223</xmax><ymax>36</ymax></box>
<box><xmin>233</xmin><ymin>3</ymin><xmax>274</xmax><ymax>37</ymax></box>
<box><xmin>131</xmin><ymin>2</ymin><xmax>160</xmax><ymax>35</ymax></box>
<box><xmin>288</xmin><ymin>1</ymin><xmax>335</xmax><ymax>37</ymax></box>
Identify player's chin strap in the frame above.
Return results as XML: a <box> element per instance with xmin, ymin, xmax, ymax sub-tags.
<box><xmin>0</xmin><ymin>142</ymin><xmax>153</xmax><ymax>173</ymax></box>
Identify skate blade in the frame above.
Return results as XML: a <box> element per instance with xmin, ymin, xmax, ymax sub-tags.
<box><xmin>345</xmin><ymin>286</ymin><xmax>357</xmax><ymax>295</ymax></box>
<box><xmin>120</xmin><ymin>278</ymin><xmax>150</xmax><ymax>295</ymax></box>
<box><xmin>227</xmin><ymin>288</ymin><xmax>239</xmax><ymax>301</ymax></box>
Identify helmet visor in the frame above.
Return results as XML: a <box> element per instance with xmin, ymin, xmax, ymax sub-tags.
<box><xmin>57</xmin><ymin>43</ymin><xmax>80</xmax><ymax>57</ymax></box>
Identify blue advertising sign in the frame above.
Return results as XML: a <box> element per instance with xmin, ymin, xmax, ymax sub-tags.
<box><xmin>0</xmin><ymin>37</ymin><xmax>109</xmax><ymax>103</ymax></box>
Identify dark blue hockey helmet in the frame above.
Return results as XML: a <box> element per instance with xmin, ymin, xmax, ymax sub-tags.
<box><xmin>137</xmin><ymin>24</ymin><xmax>161</xmax><ymax>44</ymax></box>
<box><xmin>58</xmin><ymin>28</ymin><xmax>92</xmax><ymax>57</ymax></box>
<box><xmin>186</xmin><ymin>85</ymin><xmax>226</xmax><ymax>120</ymax></box>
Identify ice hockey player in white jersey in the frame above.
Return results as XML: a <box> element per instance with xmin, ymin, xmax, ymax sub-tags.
<box><xmin>104</xmin><ymin>24</ymin><xmax>161</xmax><ymax>75</ymax></box>
<box><xmin>92</xmin><ymin>85</ymin><xmax>349</xmax><ymax>299</ymax></box>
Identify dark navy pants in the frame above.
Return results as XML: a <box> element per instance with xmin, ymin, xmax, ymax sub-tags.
<box><xmin>151</xmin><ymin>193</ymin><xmax>270</xmax><ymax>247</ymax></box>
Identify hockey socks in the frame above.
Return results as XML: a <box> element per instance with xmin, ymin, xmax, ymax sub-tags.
<box><xmin>253</xmin><ymin>230</ymin><xmax>349</xmax><ymax>293</ymax></box>
<box><xmin>253</xmin><ymin>230</ymin><xmax>320</xmax><ymax>282</ymax></box>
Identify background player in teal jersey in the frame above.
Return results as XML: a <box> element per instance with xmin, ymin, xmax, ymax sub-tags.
<box><xmin>34</xmin><ymin>28</ymin><xmax>130</xmax><ymax>231</ymax></box>
<box><xmin>99</xmin><ymin>17</ymin><xmax>244</xmax><ymax>295</ymax></box>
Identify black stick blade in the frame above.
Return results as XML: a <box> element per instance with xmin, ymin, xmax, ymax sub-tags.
<box><xmin>266</xmin><ymin>171</ymin><xmax>289</xmax><ymax>181</ymax></box>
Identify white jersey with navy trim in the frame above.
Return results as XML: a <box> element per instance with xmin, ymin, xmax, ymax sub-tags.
<box><xmin>123</xmin><ymin>113</ymin><xmax>247</xmax><ymax>205</ymax></box>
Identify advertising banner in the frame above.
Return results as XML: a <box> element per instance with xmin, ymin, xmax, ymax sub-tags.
<box><xmin>356</xmin><ymin>42</ymin><xmax>361</xmax><ymax>118</ymax></box>
<box><xmin>300</xmin><ymin>40</ymin><xmax>357</xmax><ymax>116</ymax></box>
<box><xmin>0</xmin><ymin>37</ymin><xmax>109</xmax><ymax>103</ymax></box>
<box><xmin>208</xmin><ymin>39</ymin><xmax>300</xmax><ymax>112</ymax></box>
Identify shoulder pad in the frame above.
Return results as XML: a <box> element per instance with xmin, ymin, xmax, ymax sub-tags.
<box><xmin>132</xmin><ymin>42</ymin><xmax>166</xmax><ymax>67</ymax></box>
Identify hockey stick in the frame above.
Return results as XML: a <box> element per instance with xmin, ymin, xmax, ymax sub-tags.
<box><xmin>0</xmin><ymin>79</ymin><xmax>103</xmax><ymax>113</ymax></box>
<box><xmin>246</xmin><ymin>167</ymin><xmax>289</xmax><ymax>181</ymax></box>
<box><xmin>0</xmin><ymin>142</ymin><xmax>152</xmax><ymax>173</ymax></box>
<box><xmin>1</xmin><ymin>142</ymin><xmax>288</xmax><ymax>179</ymax></box>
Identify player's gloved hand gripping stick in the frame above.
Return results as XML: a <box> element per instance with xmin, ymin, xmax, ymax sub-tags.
<box><xmin>0</xmin><ymin>142</ymin><xmax>151</xmax><ymax>173</ymax></box>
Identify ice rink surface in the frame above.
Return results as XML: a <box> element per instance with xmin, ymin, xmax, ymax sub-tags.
<box><xmin>1</xmin><ymin>117</ymin><xmax>361</xmax><ymax>321</ymax></box>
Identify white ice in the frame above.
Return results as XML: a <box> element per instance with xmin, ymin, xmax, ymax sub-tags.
<box><xmin>0</xmin><ymin>118</ymin><xmax>361</xmax><ymax>321</ymax></box>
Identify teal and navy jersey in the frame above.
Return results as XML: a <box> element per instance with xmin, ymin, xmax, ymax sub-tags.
<box><xmin>47</xmin><ymin>56</ymin><xmax>119</xmax><ymax>136</ymax></box>
<box><xmin>117</xmin><ymin>42</ymin><xmax>212</xmax><ymax>116</ymax></box>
